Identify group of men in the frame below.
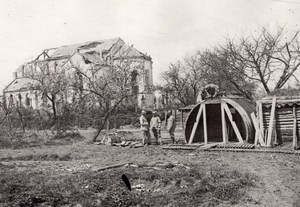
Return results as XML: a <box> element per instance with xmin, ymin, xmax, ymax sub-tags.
<box><xmin>139</xmin><ymin>110</ymin><xmax>176</xmax><ymax>146</ymax></box>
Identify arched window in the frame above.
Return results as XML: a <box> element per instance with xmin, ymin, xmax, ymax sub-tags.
<box><xmin>18</xmin><ymin>93</ymin><xmax>22</xmax><ymax>107</ymax></box>
<box><xmin>25</xmin><ymin>93</ymin><xmax>31</xmax><ymax>107</ymax></box>
<box><xmin>9</xmin><ymin>94</ymin><xmax>14</xmax><ymax>106</ymax></box>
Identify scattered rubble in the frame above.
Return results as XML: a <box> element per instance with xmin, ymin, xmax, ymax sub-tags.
<box><xmin>101</xmin><ymin>132</ymin><xmax>122</xmax><ymax>145</ymax></box>
<box><xmin>97</xmin><ymin>132</ymin><xmax>144</xmax><ymax>148</ymax></box>
<box><xmin>112</xmin><ymin>141</ymin><xmax>144</xmax><ymax>148</ymax></box>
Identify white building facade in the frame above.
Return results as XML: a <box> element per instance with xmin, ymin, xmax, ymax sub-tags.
<box><xmin>3</xmin><ymin>37</ymin><xmax>154</xmax><ymax>111</ymax></box>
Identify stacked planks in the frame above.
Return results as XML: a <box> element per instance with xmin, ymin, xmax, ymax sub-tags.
<box><xmin>263</xmin><ymin>106</ymin><xmax>299</xmax><ymax>139</ymax></box>
<box><xmin>257</xmin><ymin>98</ymin><xmax>300</xmax><ymax>148</ymax></box>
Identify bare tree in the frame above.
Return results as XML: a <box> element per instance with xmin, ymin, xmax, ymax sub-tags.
<box><xmin>162</xmin><ymin>50</ymin><xmax>255</xmax><ymax>105</ymax></box>
<box><xmin>67</xmin><ymin>51</ymin><xmax>145</xmax><ymax>142</ymax></box>
<box><xmin>25</xmin><ymin>65</ymin><xmax>68</xmax><ymax>125</ymax></box>
<box><xmin>162</xmin><ymin>58</ymin><xmax>203</xmax><ymax>106</ymax></box>
<box><xmin>221</xmin><ymin>26</ymin><xmax>300</xmax><ymax>94</ymax></box>
<box><xmin>199</xmin><ymin>49</ymin><xmax>256</xmax><ymax>99</ymax></box>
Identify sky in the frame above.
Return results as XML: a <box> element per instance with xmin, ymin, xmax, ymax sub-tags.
<box><xmin>0</xmin><ymin>0</ymin><xmax>299</xmax><ymax>92</ymax></box>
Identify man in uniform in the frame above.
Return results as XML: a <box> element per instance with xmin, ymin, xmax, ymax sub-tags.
<box><xmin>167</xmin><ymin>110</ymin><xmax>176</xmax><ymax>144</ymax></box>
<box><xmin>140</xmin><ymin>110</ymin><xmax>151</xmax><ymax>145</ymax></box>
<box><xmin>150</xmin><ymin>111</ymin><xmax>162</xmax><ymax>145</ymax></box>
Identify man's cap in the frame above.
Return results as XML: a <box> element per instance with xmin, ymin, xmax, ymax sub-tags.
<box><xmin>141</xmin><ymin>110</ymin><xmax>146</xmax><ymax>114</ymax></box>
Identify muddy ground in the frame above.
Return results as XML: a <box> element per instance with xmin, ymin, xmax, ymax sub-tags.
<box><xmin>0</xmin><ymin>129</ymin><xmax>299</xmax><ymax>207</ymax></box>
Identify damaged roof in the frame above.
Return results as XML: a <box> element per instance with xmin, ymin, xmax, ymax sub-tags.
<box><xmin>113</xmin><ymin>44</ymin><xmax>151</xmax><ymax>60</ymax></box>
<box><xmin>46</xmin><ymin>37</ymin><xmax>121</xmax><ymax>58</ymax></box>
<box><xmin>4</xmin><ymin>78</ymin><xmax>40</xmax><ymax>93</ymax></box>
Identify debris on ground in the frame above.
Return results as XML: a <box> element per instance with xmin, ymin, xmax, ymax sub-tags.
<box><xmin>112</xmin><ymin>141</ymin><xmax>144</xmax><ymax>148</ymax></box>
<box><xmin>101</xmin><ymin>132</ymin><xmax>122</xmax><ymax>145</ymax></box>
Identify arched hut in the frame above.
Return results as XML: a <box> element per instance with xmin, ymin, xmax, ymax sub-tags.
<box><xmin>185</xmin><ymin>88</ymin><xmax>255</xmax><ymax>144</ymax></box>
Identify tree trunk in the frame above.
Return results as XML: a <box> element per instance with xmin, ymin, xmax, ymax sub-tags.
<box><xmin>51</xmin><ymin>98</ymin><xmax>57</xmax><ymax>126</ymax></box>
<box><xmin>16</xmin><ymin>107</ymin><xmax>25</xmax><ymax>133</ymax></box>
<box><xmin>93</xmin><ymin>111</ymin><xmax>110</xmax><ymax>142</ymax></box>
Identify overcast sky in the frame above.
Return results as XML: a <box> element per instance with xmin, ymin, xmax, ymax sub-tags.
<box><xmin>0</xmin><ymin>0</ymin><xmax>299</xmax><ymax>92</ymax></box>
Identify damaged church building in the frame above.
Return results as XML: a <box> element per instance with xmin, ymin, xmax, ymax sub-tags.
<box><xmin>3</xmin><ymin>37</ymin><xmax>154</xmax><ymax>112</ymax></box>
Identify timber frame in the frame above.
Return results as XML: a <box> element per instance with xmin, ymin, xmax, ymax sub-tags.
<box><xmin>255</xmin><ymin>97</ymin><xmax>300</xmax><ymax>149</ymax></box>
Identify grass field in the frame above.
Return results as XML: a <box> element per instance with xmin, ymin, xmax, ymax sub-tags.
<box><xmin>0</xmin><ymin>129</ymin><xmax>299</xmax><ymax>207</ymax></box>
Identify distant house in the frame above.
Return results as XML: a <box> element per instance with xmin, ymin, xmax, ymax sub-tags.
<box><xmin>3</xmin><ymin>37</ymin><xmax>154</xmax><ymax>110</ymax></box>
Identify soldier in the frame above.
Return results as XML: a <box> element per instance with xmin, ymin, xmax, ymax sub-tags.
<box><xmin>167</xmin><ymin>110</ymin><xmax>176</xmax><ymax>144</ymax></box>
<box><xmin>140</xmin><ymin>110</ymin><xmax>151</xmax><ymax>145</ymax></box>
<box><xmin>150</xmin><ymin>111</ymin><xmax>162</xmax><ymax>145</ymax></box>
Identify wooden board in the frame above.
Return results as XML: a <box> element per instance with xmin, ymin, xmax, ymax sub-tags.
<box><xmin>203</xmin><ymin>103</ymin><xmax>208</xmax><ymax>144</ymax></box>
<box><xmin>267</xmin><ymin>96</ymin><xmax>277</xmax><ymax>147</ymax></box>
<box><xmin>188</xmin><ymin>104</ymin><xmax>204</xmax><ymax>144</ymax></box>
<box><xmin>293</xmin><ymin>105</ymin><xmax>298</xmax><ymax>148</ymax></box>
<box><xmin>216</xmin><ymin>143</ymin><xmax>255</xmax><ymax>149</ymax></box>
<box><xmin>199</xmin><ymin>143</ymin><xmax>219</xmax><ymax>150</ymax></box>
<box><xmin>221</xmin><ymin>102</ymin><xmax>228</xmax><ymax>144</ymax></box>
<box><xmin>223</xmin><ymin>103</ymin><xmax>244</xmax><ymax>143</ymax></box>
<box><xmin>258</xmin><ymin>102</ymin><xmax>264</xmax><ymax>138</ymax></box>
<box><xmin>251</xmin><ymin>113</ymin><xmax>266</xmax><ymax>146</ymax></box>
<box><xmin>162</xmin><ymin>144</ymin><xmax>204</xmax><ymax>150</ymax></box>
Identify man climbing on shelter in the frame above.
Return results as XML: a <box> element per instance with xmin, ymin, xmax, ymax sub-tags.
<box><xmin>150</xmin><ymin>111</ymin><xmax>162</xmax><ymax>145</ymax></box>
<box><xmin>167</xmin><ymin>110</ymin><xmax>176</xmax><ymax>144</ymax></box>
<box><xmin>140</xmin><ymin>110</ymin><xmax>151</xmax><ymax>146</ymax></box>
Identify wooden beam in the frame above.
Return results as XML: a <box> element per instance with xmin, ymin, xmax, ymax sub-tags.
<box><xmin>258</xmin><ymin>102</ymin><xmax>264</xmax><ymax>139</ymax></box>
<box><xmin>254</xmin><ymin>130</ymin><xmax>258</xmax><ymax>145</ymax></box>
<box><xmin>93</xmin><ymin>162</ymin><xmax>132</xmax><ymax>172</ymax></box>
<box><xmin>203</xmin><ymin>103</ymin><xmax>208</xmax><ymax>144</ymax></box>
<box><xmin>223</xmin><ymin>103</ymin><xmax>244</xmax><ymax>143</ymax></box>
<box><xmin>267</xmin><ymin>96</ymin><xmax>277</xmax><ymax>147</ymax></box>
<box><xmin>250</xmin><ymin>113</ymin><xmax>266</xmax><ymax>146</ymax></box>
<box><xmin>273</xmin><ymin>119</ymin><xmax>278</xmax><ymax>145</ymax></box>
<box><xmin>293</xmin><ymin>105</ymin><xmax>298</xmax><ymax>149</ymax></box>
<box><xmin>221</xmin><ymin>102</ymin><xmax>228</xmax><ymax>144</ymax></box>
<box><xmin>181</xmin><ymin>111</ymin><xmax>184</xmax><ymax>129</ymax></box>
<box><xmin>188</xmin><ymin>104</ymin><xmax>204</xmax><ymax>144</ymax></box>
<box><xmin>258</xmin><ymin>99</ymin><xmax>300</xmax><ymax>104</ymax></box>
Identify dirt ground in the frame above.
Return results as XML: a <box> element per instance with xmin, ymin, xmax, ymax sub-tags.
<box><xmin>0</xmin><ymin>128</ymin><xmax>299</xmax><ymax>207</ymax></box>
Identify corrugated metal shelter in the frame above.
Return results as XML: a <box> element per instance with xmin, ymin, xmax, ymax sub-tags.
<box><xmin>185</xmin><ymin>96</ymin><xmax>255</xmax><ymax>144</ymax></box>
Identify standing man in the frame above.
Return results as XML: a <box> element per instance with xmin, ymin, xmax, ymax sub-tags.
<box><xmin>150</xmin><ymin>111</ymin><xmax>162</xmax><ymax>145</ymax></box>
<box><xmin>140</xmin><ymin>110</ymin><xmax>151</xmax><ymax>145</ymax></box>
<box><xmin>167</xmin><ymin>110</ymin><xmax>176</xmax><ymax>144</ymax></box>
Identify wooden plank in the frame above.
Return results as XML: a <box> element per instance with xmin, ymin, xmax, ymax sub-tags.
<box><xmin>273</xmin><ymin>119</ymin><xmax>278</xmax><ymax>145</ymax></box>
<box><xmin>188</xmin><ymin>104</ymin><xmax>204</xmax><ymax>144</ymax></box>
<box><xmin>251</xmin><ymin>113</ymin><xmax>266</xmax><ymax>146</ymax></box>
<box><xmin>203</xmin><ymin>103</ymin><xmax>208</xmax><ymax>145</ymax></box>
<box><xmin>200</xmin><ymin>143</ymin><xmax>219</xmax><ymax>150</ymax></box>
<box><xmin>181</xmin><ymin>111</ymin><xmax>184</xmax><ymax>129</ymax></box>
<box><xmin>254</xmin><ymin>130</ymin><xmax>259</xmax><ymax>145</ymax></box>
<box><xmin>223</xmin><ymin>103</ymin><xmax>244</xmax><ymax>143</ymax></box>
<box><xmin>258</xmin><ymin>102</ymin><xmax>264</xmax><ymax>139</ymax></box>
<box><xmin>258</xmin><ymin>99</ymin><xmax>300</xmax><ymax>104</ymax></box>
<box><xmin>267</xmin><ymin>96</ymin><xmax>277</xmax><ymax>147</ymax></box>
<box><xmin>221</xmin><ymin>102</ymin><xmax>228</xmax><ymax>144</ymax></box>
<box><xmin>93</xmin><ymin>162</ymin><xmax>132</xmax><ymax>172</ymax></box>
<box><xmin>293</xmin><ymin>105</ymin><xmax>298</xmax><ymax>149</ymax></box>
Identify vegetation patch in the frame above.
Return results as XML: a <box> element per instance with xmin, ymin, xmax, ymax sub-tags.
<box><xmin>0</xmin><ymin>153</ymin><xmax>72</xmax><ymax>162</ymax></box>
<box><xmin>0</xmin><ymin>130</ymin><xmax>84</xmax><ymax>149</ymax></box>
<box><xmin>0</xmin><ymin>164</ymin><xmax>257</xmax><ymax>207</ymax></box>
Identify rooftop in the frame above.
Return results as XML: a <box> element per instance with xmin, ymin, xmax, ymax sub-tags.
<box><xmin>46</xmin><ymin>37</ymin><xmax>121</xmax><ymax>58</ymax></box>
<box><xmin>4</xmin><ymin>78</ymin><xmax>40</xmax><ymax>92</ymax></box>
